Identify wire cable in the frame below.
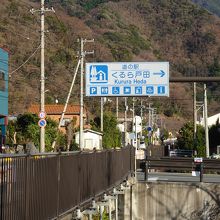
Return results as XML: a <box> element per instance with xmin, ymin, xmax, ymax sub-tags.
<box><xmin>9</xmin><ymin>44</ymin><xmax>41</xmax><ymax>77</ymax></box>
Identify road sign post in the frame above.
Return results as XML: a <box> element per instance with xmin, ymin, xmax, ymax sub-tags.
<box><xmin>38</xmin><ymin>119</ymin><xmax>47</xmax><ymax>128</ymax></box>
<box><xmin>39</xmin><ymin>111</ymin><xmax>46</xmax><ymax>119</ymax></box>
<box><xmin>86</xmin><ymin>62</ymin><xmax>169</xmax><ymax>97</ymax></box>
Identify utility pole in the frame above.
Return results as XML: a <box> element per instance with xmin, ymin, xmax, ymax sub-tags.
<box><xmin>140</xmin><ymin>99</ymin><xmax>143</xmax><ymax>139</ymax></box>
<box><xmin>30</xmin><ymin>0</ymin><xmax>55</xmax><ymax>152</ymax></box>
<box><xmin>116</xmin><ymin>97</ymin><xmax>118</xmax><ymax>121</ymax></box>
<box><xmin>51</xmin><ymin>59</ymin><xmax>81</xmax><ymax>150</ymax></box>
<box><xmin>193</xmin><ymin>83</ymin><xmax>197</xmax><ymax>142</ymax></box>
<box><xmin>204</xmin><ymin>84</ymin><xmax>210</xmax><ymax>158</ymax></box>
<box><xmin>124</xmin><ymin>97</ymin><xmax>128</xmax><ymax>147</ymax></box>
<box><xmin>101</xmin><ymin>97</ymin><xmax>104</xmax><ymax>132</ymax></box>
<box><xmin>79</xmin><ymin>38</ymin><xmax>94</xmax><ymax>150</ymax></box>
<box><xmin>132</xmin><ymin>97</ymin><xmax>135</xmax><ymax>147</ymax></box>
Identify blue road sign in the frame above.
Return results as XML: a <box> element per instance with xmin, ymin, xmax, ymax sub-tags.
<box><xmin>124</xmin><ymin>86</ymin><xmax>131</xmax><ymax>94</ymax></box>
<box><xmin>147</xmin><ymin>126</ymin><xmax>152</xmax><ymax>132</ymax></box>
<box><xmin>146</xmin><ymin>86</ymin><xmax>154</xmax><ymax>94</ymax></box>
<box><xmin>101</xmin><ymin>87</ymin><xmax>108</xmax><ymax>94</ymax></box>
<box><xmin>86</xmin><ymin>62</ymin><xmax>169</xmax><ymax>96</ymax></box>
<box><xmin>38</xmin><ymin>119</ymin><xmax>47</xmax><ymax>127</ymax></box>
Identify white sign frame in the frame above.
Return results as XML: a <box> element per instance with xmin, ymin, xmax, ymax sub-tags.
<box><xmin>86</xmin><ymin>62</ymin><xmax>169</xmax><ymax>97</ymax></box>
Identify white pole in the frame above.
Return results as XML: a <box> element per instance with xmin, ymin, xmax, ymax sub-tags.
<box><xmin>193</xmin><ymin>83</ymin><xmax>197</xmax><ymax>141</ymax></box>
<box><xmin>51</xmin><ymin>59</ymin><xmax>81</xmax><ymax>150</ymax></box>
<box><xmin>140</xmin><ymin>99</ymin><xmax>143</xmax><ymax>139</ymax></box>
<box><xmin>204</xmin><ymin>84</ymin><xmax>210</xmax><ymax>157</ymax></box>
<box><xmin>79</xmin><ymin>39</ymin><xmax>84</xmax><ymax>150</ymax></box>
<box><xmin>124</xmin><ymin>97</ymin><xmax>127</xmax><ymax>146</ymax></box>
<box><xmin>40</xmin><ymin>0</ymin><xmax>45</xmax><ymax>152</ymax></box>
<box><xmin>116</xmin><ymin>97</ymin><xmax>118</xmax><ymax>121</ymax></box>
<box><xmin>101</xmin><ymin>97</ymin><xmax>104</xmax><ymax>132</ymax></box>
<box><xmin>115</xmin><ymin>195</ymin><xmax>118</xmax><ymax>220</ymax></box>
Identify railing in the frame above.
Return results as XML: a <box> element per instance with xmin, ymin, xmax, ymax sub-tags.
<box><xmin>138</xmin><ymin>157</ymin><xmax>220</xmax><ymax>172</ymax></box>
<box><xmin>0</xmin><ymin>146</ymin><xmax>135</xmax><ymax>220</ymax></box>
<box><xmin>137</xmin><ymin>157</ymin><xmax>220</xmax><ymax>182</ymax></box>
<box><xmin>146</xmin><ymin>157</ymin><xmax>220</xmax><ymax>172</ymax></box>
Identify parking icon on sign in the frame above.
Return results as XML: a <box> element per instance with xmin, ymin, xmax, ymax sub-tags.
<box><xmin>90</xmin><ymin>87</ymin><xmax>97</xmax><ymax>95</ymax></box>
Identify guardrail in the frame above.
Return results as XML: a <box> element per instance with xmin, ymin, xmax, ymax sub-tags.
<box><xmin>137</xmin><ymin>157</ymin><xmax>220</xmax><ymax>182</ymax></box>
<box><xmin>0</xmin><ymin>146</ymin><xmax>135</xmax><ymax>220</ymax></box>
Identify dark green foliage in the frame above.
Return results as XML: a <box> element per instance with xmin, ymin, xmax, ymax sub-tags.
<box><xmin>209</xmin><ymin>57</ymin><xmax>220</xmax><ymax>76</ymax></box>
<box><xmin>160</xmin><ymin>128</ymin><xmax>169</xmax><ymax>143</ymax></box>
<box><xmin>164</xmin><ymin>109</ymin><xmax>175</xmax><ymax>117</ymax></box>
<box><xmin>102</xmin><ymin>112</ymin><xmax>121</xmax><ymax>149</ymax></box>
<box><xmin>193</xmin><ymin>0</ymin><xmax>220</xmax><ymax>17</ymax></box>
<box><xmin>50</xmin><ymin>48</ymin><xmax>72</xmax><ymax>64</ymax></box>
<box><xmin>209</xmin><ymin>119</ymin><xmax>220</xmax><ymax>155</ymax></box>
<box><xmin>46</xmin><ymin>16</ymin><xmax>68</xmax><ymax>33</ymax></box>
<box><xmin>177</xmin><ymin>121</ymin><xmax>205</xmax><ymax>156</ymax></box>
<box><xmin>6</xmin><ymin>113</ymin><xmax>66</xmax><ymax>152</ymax></box>
<box><xmin>103</xmin><ymin>25</ymin><xmax>150</xmax><ymax>61</ymax></box>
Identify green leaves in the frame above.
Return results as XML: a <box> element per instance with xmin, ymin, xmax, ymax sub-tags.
<box><xmin>177</xmin><ymin>121</ymin><xmax>205</xmax><ymax>157</ymax></box>
<box><xmin>6</xmin><ymin>113</ymin><xmax>66</xmax><ymax>152</ymax></box>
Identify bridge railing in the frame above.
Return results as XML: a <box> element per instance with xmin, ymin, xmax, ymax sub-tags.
<box><xmin>138</xmin><ymin>157</ymin><xmax>220</xmax><ymax>172</ymax></box>
<box><xmin>0</xmin><ymin>146</ymin><xmax>135</xmax><ymax>220</ymax></box>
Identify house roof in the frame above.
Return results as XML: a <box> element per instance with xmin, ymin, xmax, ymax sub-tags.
<box><xmin>27</xmin><ymin>104</ymin><xmax>81</xmax><ymax>115</ymax></box>
<box><xmin>75</xmin><ymin>129</ymin><xmax>103</xmax><ymax>136</ymax></box>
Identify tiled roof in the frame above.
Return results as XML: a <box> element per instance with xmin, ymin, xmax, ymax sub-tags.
<box><xmin>27</xmin><ymin>104</ymin><xmax>81</xmax><ymax>115</ymax></box>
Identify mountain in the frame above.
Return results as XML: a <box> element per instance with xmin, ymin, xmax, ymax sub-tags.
<box><xmin>192</xmin><ymin>0</ymin><xmax>220</xmax><ymax>17</ymax></box>
<box><xmin>1</xmin><ymin>0</ymin><xmax>220</xmax><ymax>118</ymax></box>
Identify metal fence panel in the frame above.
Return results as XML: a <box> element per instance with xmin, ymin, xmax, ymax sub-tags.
<box><xmin>0</xmin><ymin>146</ymin><xmax>134</xmax><ymax>220</ymax></box>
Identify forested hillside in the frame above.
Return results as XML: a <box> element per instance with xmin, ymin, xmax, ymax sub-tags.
<box><xmin>1</xmin><ymin>0</ymin><xmax>220</xmax><ymax>118</ymax></box>
<box><xmin>192</xmin><ymin>0</ymin><xmax>220</xmax><ymax>17</ymax></box>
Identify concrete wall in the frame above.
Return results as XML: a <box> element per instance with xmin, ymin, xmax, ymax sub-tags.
<box><xmin>123</xmin><ymin>182</ymin><xmax>220</xmax><ymax>220</ymax></box>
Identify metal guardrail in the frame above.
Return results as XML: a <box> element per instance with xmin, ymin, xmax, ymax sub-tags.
<box><xmin>137</xmin><ymin>157</ymin><xmax>220</xmax><ymax>182</ymax></box>
<box><xmin>0</xmin><ymin>146</ymin><xmax>135</xmax><ymax>220</ymax></box>
<box><xmin>146</xmin><ymin>157</ymin><xmax>220</xmax><ymax>172</ymax></box>
<box><xmin>138</xmin><ymin>157</ymin><xmax>220</xmax><ymax>173</ymax></box>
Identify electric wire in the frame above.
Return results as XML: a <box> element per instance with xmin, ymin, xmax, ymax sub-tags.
<box><xmin>9</xmin><ymin>44</ymin><xmax>41</xmax><ymax>76</ymax></box>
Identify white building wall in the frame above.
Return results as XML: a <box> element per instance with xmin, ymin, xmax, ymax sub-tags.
<box><xmin>200</xmin><ymin>113</ymin><xmax>220</xmax><ymax>127</ymax></box>
<box><xmin>75</xmin><ymin>131</ymin><xmax>102</xmax><ymax>150</ymax></box>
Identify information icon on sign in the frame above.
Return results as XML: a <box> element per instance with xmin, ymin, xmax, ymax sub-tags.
<box><xmin>158</xmin><ymin>86</ymin><xmax>165</xmax><ymax>94</ymax></box>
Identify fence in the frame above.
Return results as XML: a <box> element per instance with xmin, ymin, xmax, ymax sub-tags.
<box><xmin>0</xmin><ymin>146</ymin><xmax>135</xmax><ymax>220</ymax></box>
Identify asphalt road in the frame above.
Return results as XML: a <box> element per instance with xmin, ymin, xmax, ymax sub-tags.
<box><xmin>137</xmin><ymin>171</ymin><xmax>220</xmax><ymax>183</ymax></box>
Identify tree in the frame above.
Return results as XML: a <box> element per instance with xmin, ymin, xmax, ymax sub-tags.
<box><xmin>102</xmin><ymin>112</ymin><xmax>121</xmax><ymax>149</ymax></box>
<box><xmin>6</xmin><ymin>113</ymin><xmax>66</xmax><ymax>152</ymax></box>
<box><xmin>177</xmin><ymin>121</ymin><xmax>205</xmax><ymax>156</ymax></box>
<box><xmin>209</xmin><ymin>119</ymin><xmax>220</xmax><ymax>155</ymax></box>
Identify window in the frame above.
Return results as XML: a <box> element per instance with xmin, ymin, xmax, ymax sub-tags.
<box><xmin>59</xmin><ymin>118</ymin><xmax>71</xmax><ymax>127</ymax></box>
<box><xmin>0</xmin><ymin>71</ymin><xmax>5</xmax><ymax>91</ymax></box>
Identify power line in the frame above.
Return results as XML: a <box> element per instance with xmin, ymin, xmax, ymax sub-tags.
<box><xmin>9</xmin><ymin>44</ymin><xmax>41</xmax><ymax>76</ymax></box>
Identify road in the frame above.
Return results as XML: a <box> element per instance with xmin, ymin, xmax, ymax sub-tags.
<box><xmin>137</xmin><ymin>171</ymin><xmax>220</xmax><ymax>183</ymax></box>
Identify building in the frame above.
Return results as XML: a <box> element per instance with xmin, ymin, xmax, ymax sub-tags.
<box><xmin>75</xmin><ymin>129</ymin><xmax>103</xmax><ymax>150</ymax></box>
<box><xmin>199</xmin><ymin>113</ymin><xmax>220</xmax><ymax>127</ymax></box>
<box><xmin>0</xmin><ymin>48</ymin><xmax>8</xmax><ymax>151</ymax></box>
<box><xmin>27</xmin><ymin>104</ymin><xmax>89</xmax><ymax>133</ymax></box>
